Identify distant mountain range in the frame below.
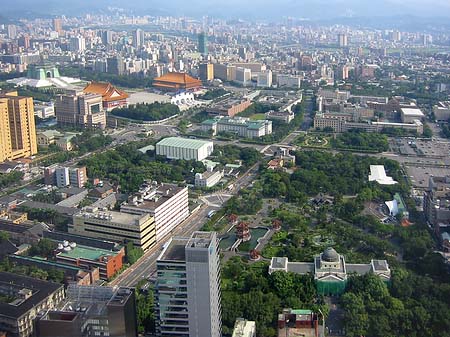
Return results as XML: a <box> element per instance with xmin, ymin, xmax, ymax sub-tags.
<box><xmin>2</xmin><ymin>0</ymin><xmax>450</xmax><ymax>27</ymax></box>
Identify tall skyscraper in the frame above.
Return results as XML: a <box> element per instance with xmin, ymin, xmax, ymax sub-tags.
<box><xmin>133</xmin><ymin>29</ymin><xmax>145</xmax><ymax>49</ymax></box>
<box><xmin>198</xmin><ymin>32</ymin><xmax>208</xmax><ymax>55</ymax></box>
<box><xmin>53</xmin><ymin>18</ymin><xmax>63</xmax><ymax>34</ymax></box>
<box><xmin>107</xmin><ymin>56</ymin><xmax>125</xmax><ymax>75</ymax></box>
<box><xmin>155</xmin><ymin>231</ymin><xmax>222</xmax><ymax>337</ymax></box>
<box><xmin>102</xmin><ymin>30</ymin><xmax>114</xmax><ymax>46</ymax></box>
<box><xmin>199</xmin><ymin>62</ymin><xmax>214</xmax><ymax>82</ymax></box>
<box><xmin>0</xmin><ymin>93</ymin><xmax>38</xmax><ymax>163</ymax></box>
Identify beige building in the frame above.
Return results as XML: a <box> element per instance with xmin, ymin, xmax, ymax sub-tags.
<box><xmin>199</xmin><ymin>63</ymin><xmax>214</xmax><ymax>82</ymax></box>
<box><xmin>55</xmin><ymin>92</ymin><xmax>106</xmax><ymax>129</ymax></box>
<box><xmin>0</xmin><ymin>93</ymin><xmax>38</xmax><ymax>163</ymax></box>
<box><xmin>70</xmin><ymin>207</ymin><xmax>156</xmax><ymax>251</ymax></box>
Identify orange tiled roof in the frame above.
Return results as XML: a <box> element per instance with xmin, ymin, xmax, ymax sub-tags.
<box><xmin>154</xmin><ymin>72</ymin><xmax>201</xmax><ymax>85</ymax></box>
<box><xmin>83</xmin><ymin>82</ymin><xmax>129</xmax><ymax>102</ymax></box>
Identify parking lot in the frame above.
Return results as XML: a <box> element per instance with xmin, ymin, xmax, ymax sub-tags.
<box><xmin>390</xmin><ymin>138</ymin><xmax>450</xmax><ymax>158</ymax></box>
<box><xmin>405</xmin><ymin>166</ymin><xmax>450</xmax><ymax>189</ymax></box>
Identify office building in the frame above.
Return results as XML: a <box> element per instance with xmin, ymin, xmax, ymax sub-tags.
<box><xmin>0</xmin><ymin>93</ymin><xmax>38</xmax><ymax>163</ymax></box>
<box><xmin>433</xmin><ymin>102</ymin><xmax>450</xmax><ymax>122</ymax></box>
<box><xmin>400</xmin><ymin>108</ymin><xmax>425</xmax><ymax>123</ymax></box>
<box><xmin>44</xmin><ymin>165</ymin><xmax>87</xmax><ymax>188</ymax></box>
<box><xmin>235</xmin><ymin>67</ymin><xmax>252</xmax><ymax>86</ymax></box>
<box><xmin>36</xmin><ymin>284</ymin><xmax>137</xmax><ymax>337</ymax></box>
<box><xmin>198</xmin><ymin>32</ymin><xmax>208</xmax><ymax>55</ymax></box>
<box><xmin>0</xmin><ymin>272</ymin><xmax>64</xmax><ymax>337</ymax></box>
<box><xmin>133</xmin><ymin>28</ymin><xmax>145</xmax><ymax>49</ymax></box>
<box><xmin>70</xmin><ymin>207</ymin><xmax>156</xmax><ymax>251</ymax></box>
<box><xmin>69</xmin><ymin>36</ymin><xmax>86</xmax><ymax>52</ymax></box>
<box><xmin>199</xmin><ymin>63</ymin><xmax>214</xmax><ymax>82</ymax></box>
<box><xmin>213</xmin><ymin>64</ymin><xmax>236</xmax><ymax>82</ymax></box>
<box><xmin>257</xmin><ymin>70</ymin><xmax>273</xmax><ymax>88</ymax></box>
<box><xmin>52</xmin><ymin>18</ymin><xmax>63</xmax><ymax>34</ymax></box>
<box><xmin>156</xmin><ymin>137</ymin><xmax>214</xmax><ymax>161</ymax></box>
<box><xmin>269</xmin><ymin>247</ymin><xmax>391</xmax><ymax>295</ymax></box>
<box><xmin>424</xmin><ymin>176</ymin><xmax>450</xmax><ymax>228</ymax></box>
<box><xmin>201</xmin><ymin>116</ymin><xmax>272</xmax><ymax>138</ymax></box>
<box><xmin>101</xmin><ymin>30</ymin><xmax>114</xmax><ymax>46</ymax></box>
<box><xmin>121</xmin><ymin>182</ymin><xmax>189</xmax><ymax>242</ymax></box>
<box><xmin>55</xmin><ymin>92</ymin><xmax>106</xmax><ymax>129</ymax></box>
<box><xmin>54</xmin><ymin>241</ymin><xmax>125</xmax><ymax>280</ymax></box>
<box><xmin>107</xmin><ymin>56</ymin><xmax>125</xmax><ymax>76</ymax></box>
<box><xmin>276</xmin><ymin>74</ymin><xmax>301</xmax><ymax>88</ymax></box>
<box><xmin>206</xmin><ymin>97</ymin><xmax>252</xmax><ymax>117</ymax></box>
<box><xmin>155</xmin><ymin>231</ymin><xmax>222</xmax><ymax>337</ymax></box>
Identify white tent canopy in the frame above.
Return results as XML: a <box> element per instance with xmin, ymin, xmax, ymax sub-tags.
<box><xmin>369</xmin><ymin>165</ymin><xmax>398</xmax><ymax>185</ymax></box>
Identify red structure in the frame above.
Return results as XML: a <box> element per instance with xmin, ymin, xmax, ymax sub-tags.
<box><xmin>83</xmin><ymin>82</ymin><xmax>129</xmax><ymax>110</ymax></box>
<box><xmin>228</xmin><ymin>214</ymin><xmax>238</xmax><ymax>225</ymax></box>
<box><xmin>249</xmin><ymin>250</ymin><xmax>260</xmax><ymax>261</ymax></box>
<box><xmin>153</xmin><ymin>72</ymin><xmax>202</xmax><ymax>91</ymax></box>
<box><xmin>236</xmin><ymin>221</ymin><xmax>251</xmax><ymax>242</ymax></box>
<box><xmin>272</xmin><ymin>219</ymin><xmax>282</xmax><ymax>231</ymax></box>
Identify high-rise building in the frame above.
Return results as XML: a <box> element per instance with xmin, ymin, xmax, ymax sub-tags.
<box><xmin>0</xmin><ymin>93</ymin><xmax>38</xmax><ymax>163</ymax></box>
<box><xmin>101</xmin><ymin>30</ymin><xmax>114</xmax><ymax>46</ymax></box>
<box><xmin>198</xmin><ymin>32</ymin><xmax>208</xmax><ymax>55</ymax></box>
<box><xmin>7</xmin><ymin>25</ymin><xmax>17</xmax><ymax>39</ymax></box>
<box><xmin>155</xmin><ymin>231</ymin><xmax>222</xmax><ymax>337</ymax></box>
<box><xmin>235</xmin><ymin>67</ymin><xmax>252</xmax><ymax>86</ymax></box>
<box><xmin>69</xmin><ymin>36</ymin><xmax>86</xmax><ymax>52</ymax></box>
<box><xmin>53</xmin><ymin>18</ymin><xmax>63</xmax><ymax>34</ymax></box>
<box><xmin>199</xmin><ymin>63</ymin><xmax>214</xmax><ymax>82</ymax></box>
<box><xmin>338</xmin><ymin>33</ymin><xmax>348</xmax><ymax>47</ymax></box>
<box><xmin>55</xmin><ymin>92</ymin><xmax>106</xmax><ymax>129</ymax></box>
<box><xmin>107</xmin><ymin>56</ymin><xmax>125</xmax><ymax>76</ymax></box>
<box><xmin>133</xmin><ymin>29</ymin><xmax>145</xmax><ymax>49</ymax></box>
<box><xmin>257</xmin><ymin>70</ymin><xmax>273</xmax><ymax>88</ymax></box>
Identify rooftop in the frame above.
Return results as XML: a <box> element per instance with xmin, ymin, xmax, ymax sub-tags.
<box><xmin>158</xmin><ymin>238</ymin><xmax>188</xmax><ymax>261</ymax></box>
<box><xmin>154</xmin><ymin>72</ymin><xmax>201</xmax><ymax>85</ymax></box>
<box><xmin>401</xmin><ymin>107</ymin><xmax>425</xmax><ymax>117</ymax></box>
<box><xmin>0</xmin><ymin>272</ymin><xmax>63</xmax><ymax>319</ymax></box>
<box><xmin>58</xmin><ymin>244</ymin><xmax>117</xmax><ymax>261</ymax></box>
<box><xmin>83</xmin><ymin>82</ymin><xmax>129</xmax><ymax>102</ymax></box>
<box><xmin>157</xmin><ymin>137</ymin><xmax>213</xmax><ymax>150</ymax></box>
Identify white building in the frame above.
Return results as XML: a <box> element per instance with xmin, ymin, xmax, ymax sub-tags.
<box><xmin>201</xmin><ymin>116</ymin><xmax>272</xmax><ymax>138</ymax></box>
<box><xmin>257</xmin><ymin>70</ymin><xmax>272</xmax><ymax>88</ymax></box>
<box><xmin>433</xmin><ymin>102</ymin><xmax>450</xmax><ymax>122</ymax></box>
<box><xmin>120</xmin><ymin>182</ymin><xmax>189</xmax><ymax>242</ymax></box>
<box><xmin>155</xmin><ymin>232</ymin><xmax>222</xmax><ymax>337</ymax></box>
<box><xmin>276</xmin><ymin>74</ymin><xmax>301</xmax><ymax>88</ymax></box>
<box><xmin>55</xmin><ymin>167</ymin><xmax>70</xmax><ymax>187</ymax></box>
<box><xmin>195</xmin><ymin>168</ymin><xmax>224</xmax><ymax>188</ymax></box>
<box><xmin>34</xmin><ymin>103</ymin><xmax>55</xmax><ymax>119</ymax></box>
<box><xmin>235</xmin><ymin>67</ymin><xmax>252</xmax><ymax>86</ymax></box>
<box><xmin>400</xmin><ymin>108</ymin><xmax>424</xmax><ymax>123</ymax></box>
<box><xmin>156</xmin><ymin>137</ymin><xmax>214</xmax><ymax>161</ymax></box>
<box><xmin>232</xmin><ymin>319</ymin><xmax>256</xmax><ymax>337</ymax></box>
<box><xmin>368</xmin><ymin>165</ymin><xmax>398</xmax><ymax>185</ymax></box>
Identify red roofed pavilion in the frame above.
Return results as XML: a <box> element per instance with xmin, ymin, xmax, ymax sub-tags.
<box><xmin>83</xmin><ymin>82</ymin><xmax>129</xmax><ymax>110</ymax></box>
<box><xmin>153</xmin><ymin>72</ymin><xmax>202</xmax><ymax>91</ymax></box>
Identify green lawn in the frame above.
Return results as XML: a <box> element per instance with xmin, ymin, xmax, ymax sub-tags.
<box><xmin>250</xmin><ymin>113</ymin><xmax>267</xmax><ymax>120</ymax></box>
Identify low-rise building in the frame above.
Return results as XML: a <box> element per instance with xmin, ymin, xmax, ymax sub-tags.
<box><xmin>0</xmin><ymin>272</ymin><xmax>64</xmax><ymax>337</ymax></box>
<box><xmin>265</xmin><ymin>110</ymin><xmax>295</xmax><ymax>123</ymax></box>
<box><xmin>156</xmin><ymin>137</ymin><xmax>214</xmax><ymax>161</ymax></box>
<box><xmin>269</xmin><ymin>247</ymin><xmax>391</xmax><ymax>295</ymax></box>
<box><xmin>35</xmin><ymin>284</ymin><xmax>137</xmax><ymax>337</ymax></box>
<box><xmin>400</xmin><ymin>107</ymin><xmax>425</xmax><ymax>123</ymax></box>
<box><xmin>433</xmin><ymin>101</ymin><xmax>450</xmax><ymax>122</ymax></box>
<box><xmin>195</xmin><ymin>168</ymin><xmax>224</xmax><ymax>188</ymax></box>
<box><xmin>54</xmin><ymin>241</ymin><xmax>125</xmax><ymax>280</ymax></box>
<box><xmin>70</xmin><ymin>207</ymin><xmax>156</xmax><ymax>251</ymax></box>
<box><xmin>206</xmin><ymin>97</ymin><xmax>252</xmax><ymax>117</ymax></box>
<box><xmin>277</xmin><ymin>309</ymin><xmax>324</xmax><ymax>337</ymax></box>
<box><xmin>201</xmin><ymin>116</ymin><xmax>272</xmax><ymax>138</ymax></box>
<box><xmin>120</xmin><ymin>182</ymin><xmax>189</xmax><ymax>242</ymax></box>
<box><xmin>44</xmin><ymin>165</ymin><xmax>87</xmax><ymax>188</ymax></box>
<box><xmin>232</xmin><ymin>318</ymin><xmax>256</xmax><ymax>337</ymax></box>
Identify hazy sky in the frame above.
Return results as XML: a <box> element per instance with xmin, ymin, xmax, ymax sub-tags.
<box><xmin>4</xmin><ymin>0</ymin><xmax>450</xmax><ymax>19</ymax></box>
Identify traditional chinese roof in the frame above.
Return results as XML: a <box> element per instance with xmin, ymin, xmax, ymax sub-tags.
<box><xmin>83</xmin><ymin>82</ymin><xmax>129</xmax><ymax>102</ymax></box>
<box><xmin>153</xmin><ymin>72</ymin><xmax>202</xmax><ymax>88</ymax></box>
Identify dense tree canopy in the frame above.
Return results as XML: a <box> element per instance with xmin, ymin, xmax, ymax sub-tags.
<box><xmin>111</xmin><ymin>103</ymin><xmax>179</xmax><ymax>121</ymax></box>
<box><xmin>332</xmin><ymin>130</ymin><xmax>389</xmax><ymax>152</ymax></box>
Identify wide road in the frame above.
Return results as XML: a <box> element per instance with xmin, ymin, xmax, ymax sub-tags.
<box><xmin>109</xmin><ymin>163</ymin><xmax>259</xmax><ymax>287</ymax></box>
